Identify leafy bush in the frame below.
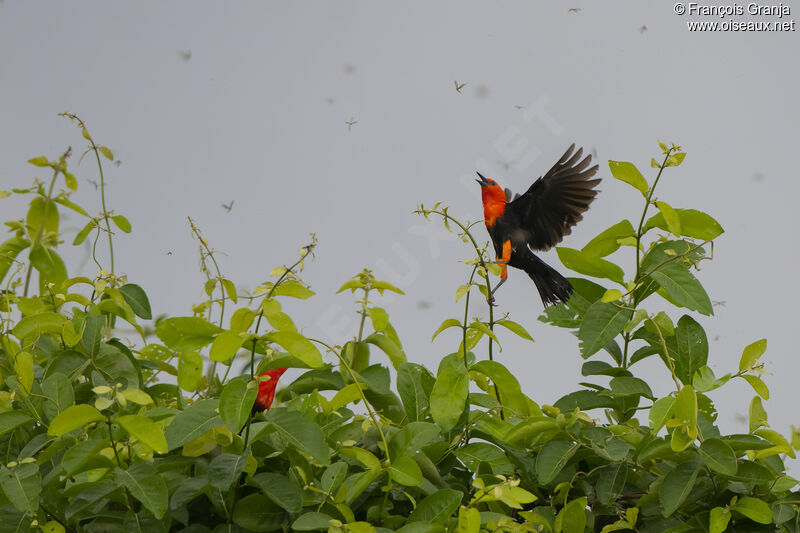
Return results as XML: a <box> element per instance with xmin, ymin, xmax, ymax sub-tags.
<box><xmin>0</xmin><ymin>119</ymin><xmax>797</xmax><ymax>533</ymax></box>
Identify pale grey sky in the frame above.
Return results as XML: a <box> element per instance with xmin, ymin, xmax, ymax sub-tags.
<box><xmin>1</xmin><ymin>2</ymin><xmax>798</xmax><ymax>453</ymax></box>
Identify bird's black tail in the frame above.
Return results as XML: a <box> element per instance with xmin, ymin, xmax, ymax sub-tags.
<box><xmin>517</xmin><ymin>253</ymin><xmax>572</xmax><ymax>307</ymax></box>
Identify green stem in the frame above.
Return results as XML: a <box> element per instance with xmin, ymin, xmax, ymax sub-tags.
<box><xmin>241</xmin><ymin>240</ymin><xmax>315</xmax><ymax>449</ymax></box>
<box><xmin>634</xmin><ymin>148</ymin><xmax>675</xmax><ymax>283</ymax></box>
<box><xmin>309</xmin><ymin>338</ymin><xmax>391</xmax><ymax>464</ymax></box>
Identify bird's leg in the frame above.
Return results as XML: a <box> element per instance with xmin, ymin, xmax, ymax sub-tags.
<box><xmin>487</xmin><ymin>240</ymin><xmax>511</xmax><ymax>306</ymax></box>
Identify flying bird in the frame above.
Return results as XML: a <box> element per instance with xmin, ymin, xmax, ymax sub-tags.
<box><xmin>476</xmin><ymin>144</ymin><xmax>600</xmax><ymax>306</ymax></box>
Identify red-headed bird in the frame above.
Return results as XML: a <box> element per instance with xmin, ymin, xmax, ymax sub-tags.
<box><xmin>476</xmin><ymin>144</ymin><xmax>600</xmax><ymax>307</ymax></box>
<box><xmin>252</xmin><ymin>368</ymin><xmax>288</xmax><ymax>414</ymax></box>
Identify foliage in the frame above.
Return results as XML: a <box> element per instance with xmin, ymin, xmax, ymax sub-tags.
<box><xmin>0</xmin><ymin>123</ymin><xmax>798</xmax><ymax>533</ymax></box>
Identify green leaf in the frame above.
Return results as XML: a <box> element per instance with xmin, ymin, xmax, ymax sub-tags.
<box><xmin>117</xmin><ymin>414</ymin><xmax>168</xmax><ymax>454</ymax></box>
<box><xmin>264</xmin><ymin>331</ymin><xmax>324</xmax><ymax>368</ymax></box>
<box><xmin>232</xmin><ymin>493</ymin><xmax>285</xmax><ymax>531</ymax></box>
<box><xmin>209</xmin><ymin>330</ymin><xmax>244</xmax><ymax>362</ymax></box>
<box><xmin>156</xmin><ymin>317</ymin><xmax>222</xmax><ymax>351</ymax></box>
<box><xmin>468</xmin><ymin>321</ymin><xmax>500</xmax><ymax>346</ymax></box>
<box><xmin>471</xmin><ymin>360</ymin><xmax>530</xmax><ymax>417</ymax></box>
<box><xmin>749</xmin><ymin>396</ymin><xmax>768</xmax><ymax>433</ymax></box>
<box><xmin>650</xmin><ymin>262</ymin><xmax>712</xmax><ymax>316</ymax></box>
<box><xmin>609</xmin><ymin>376</ymin><xmax>654</xmax><ymax>399</ymax></box>
<box><xmin>230</xmin><ymin>307</ymin><xmax>255</xmax><ymax>333</ymax></box>
<box><xmin>739</xmin><ymin>339</ymin><xmax>767</xmax><ymax>372</ymax></box>
<box><xmin>119</xmin><ymin>283</ymin><xmax>152</xmax><ymax>319</ymax></box>
<box><xmin>13</xmin><ymin>351</ymin><xmax>33</xmax><ymax>396</ymax></box>
<box><xmin>249</xmin><ymin>472</ymin><xmax>303</xmax><ymax>513</ymax></box>
<box><xmin>578</xmin><ymin>301</ymin><xmax>632</xmax><ymax>358</ymax></box>
<box><xmin>396</xmin><ymin>362</ymin><xmax>436</xmax><ymax>422</ymax></box>
<box><xmin>0</xmin><ymin>411</ymin><xmax>34</xmax><ymax>437</ymax></box>
<box><xmin>29</xmin><ymin>245</ymin><xmax>68</xmax><ymax>289</ymax></box>
<box><xmin>64</xmin><ymin>171</ymin><xmax>78</xmax><ymax>190</ymax></box>
<box><xmin>13</xmin><ymin>311</ymin><xmax>67</xmax><ymax>341</ymax></box>
<box><xmin>0</xmin><ymin>236</ymin><xmax>30</xmax><ymax>285</ymax></box>
<box><xmin>28</xmin><ymin>156</ymin><xmax>50</xmax><ymax>167</ymax></box>
<box><xmin>176</xmin><ymin>350</ymin><xmax>202</xmax><ymax>392</ymax></box>
<box><xmin>638</xmin><ymin>240</ymin><xmax>712</xmax><ymax>314</ymax></box>
<box><xmin>293</xmin><ymin>512</ymin><xmax>334</xmax><ymax>531</ymax></box>
<box><xmin>164</xmin><ymin>399</ymin><xmax>222</xmax><ymax>450</ymax></box>
<box><xmin>699</xmin><ymin>438</ymin><xmax>737</xmax><ymax>476</ymax></box>
<box><xmin>41</xmin><ymin>374</ymin><xmax>73</xmax><ymax>423</ymax></box>
<box><xmin>208</xmin><ymin>453</ymin><xmax>248</xmax><ymax>490</ymax></box>
<box><xmin>655</xmin><ymin>201</ymin><xmax>681</xmax><ymax>236</ymax></box>
<box><xmin>272</xmin><ymin>280</ymin><xmax>315</xmax><ymax>299</ymax></box>
<box><xmin>267</xmin><ymin>408</ymin><xmax>330</xmax><ymax>465</ymax></box>
<box><xmin>364</xmin><ymin>332</ymin><xmax>407</xmax><ymax>369</ymax></box>
<box><xmin>596</xmin><ymin>463</ymin><xmax>628</xmax><ymax>505</ymax></box>
<box><xmin>608</xmin><ymin>161</ymin><xmax>648</xmax><ymax>195</ymax></box>
<box><xmin>373</xmin><ymin>280</ymin><xmax>404</xmax><ymax>294</ymax></box>
<box><xmin>644</xmin><ymin>208</ymin><xmax>724</xmax><ymax>240</ymax></box>
<box><xmin>496</xmin><ymin>319</ymin><xmax>534</xmax><ymax>341</ymax></box>
<box><xmin>221</xmin><ymin>278</ymin><xmax>237</xmax><ymax>304</ymax></box>
<box><xmin>455</xmin><ymin>284</ymin><xmax>470</xmax><ymax>302</ymax></box>
<box><xmin>582</xmin><ymin>219</ymin><xmax>636</xmax><ymax>257</ymax></box>
<box><xmin>219</xmin><ymin>378</ymin><xmax>257</xmax><ymax>433</ymax></box>
<box><xmin>115</xmin><ymin>463</ymin><xmax>168</xmax><ymax>519</ymax></box>
<box><xmin>432</xmin><ymin>318</ymin><xmax>461</xmax><ymax>341</ymax></box>
<box><xmin>388</xmin><ymin>456</ymin><xmax>424</xmax><ymax>487</ymax></box>
<box><xmin>556</xmin><ymin>247</ymin><xmax>625</xmax><ymax>284</ymax></box>
<box><xmin>742</xmin><ymin>375</ymin><xmax>769</xmax><ymax>400</ymax></box>
<box><xmin>650</xmin><ymin>397</ymin><xmax>675</xmax><ymax>434</ymax></box>
<box><xmin>0</xmin><ymin>463</ymin><xmax>40</xmax><ymax>513</ymax></box>
<box><xmin>674</xmin><ymin>385</ymin><xmax>698</xmax><ymax>436</ymax></box>
<box><xmin>709</xmin><ymin>507</ymin><xmax>731</xmax><ymax>533</ymax></box>
<box><xmin>367</xmin><ymin>307</ymin><xmax>389</xmax><ymax>331</ymax></box>
<box><xmin>733</xmin><ymin>497</ymin><xmax>773</xmax><ymax>524</ymax></box>
<box><xmin>674</xmin><ymin>315</ymin><xmax>708</xmax><ymax>386</ymax></box>
<box><xmin>555</xmin><ymin>497</ymin><xmax>587</xmax><ymax>533</ymax></box>
<box><xmin>111</xmin><ymin>214</ymin><xmax>131</xmax><ymax>233</ymax></box>
<box><xmin>408</xmin><ymin>489</ymin><xmax>462</xmax><ymax>524</ymax></box>
<box><xmin>73</xmin><ymin>219</ymin><xmax>97</xmax><ymax>246</ymax></box>
<box><xmin>27</xmin><ymin>196</ymin><xmax>59</xmax><ymax>236</ymax></box>
<box><xmin>48</xmin><ymin>404</ymin><xmax>105</xmax><ymax>436</ymax></box>
<box><xmin>430</xmin><ymin>353</ymin><xmax>469</xmax><ymax>432</ymax></box>
<box><xmin>98</xmin><ymin>146</ymin><xmax>114</xmax><ymax>160</ymax></box>
<box><xmin>457</xmin><ymin>506</ymin><xmax>481</xmax><ymax>533</ymax></box>
<box><xmin>660</xmin><ymin>462</ymin><xmax>700</xmax><ymax>517</ymax></box>
<box><xmin>536</xmin><ymin>438</ymin><xmax>580</xmax><ymax>484</ymax></box>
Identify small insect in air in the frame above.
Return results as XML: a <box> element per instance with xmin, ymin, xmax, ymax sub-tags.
<box><xmin>345</xmin><ymin>117</ymin><xmax>358</xmax><ymax>131</ymax></box>
<box><xmin>222</xmin><ymin>201</ymin><xmax>234</xmax><ymax>213</ymax></box>
<box><xmin>179</xmin><ymin>49</ymin><xmax>192</xmax><ymax>62</ymax></box>
<box><xmin>87</xmin><ymin>179</ymin><xmax>98</xmax><ymax>190</ymax></box>
<box><xmin>114</xmin><ymin>160</ymin><xmax>122</xmax><ymax>167</ymax></box>
<box><xmin>712</xmin><ymin>300</ymin><xmax>726</xmax><ymax>307</ymax></box>
<box><xmin>454</xmin><ymin>80</ymin><xmax>466</xmax><ymax>93</ymax></box>
<box><xmin>568</xmin><ymin>8</ymin><xmax>582</xmax><ymax>13</ymax></box>
<box><xmin>639</xmin><ymin>25</ymin><xmax>648</xmax><ymax>33</ymax></box>
<box><xmin>167</xmin><ymin>251</ymin><xmax>173</xmax><ymax>256</ymax></box>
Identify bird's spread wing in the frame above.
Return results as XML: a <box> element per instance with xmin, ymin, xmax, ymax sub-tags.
<box><xmin>505</xmin><ymin>144</ymin><xmax>600</xmax><ymax>250</ymax></box>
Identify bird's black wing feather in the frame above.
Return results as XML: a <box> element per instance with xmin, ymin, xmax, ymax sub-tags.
<box><xmin>505</xmin><ymin>144</ymin><xmax>600</xmax><ymax>251</ymax></box>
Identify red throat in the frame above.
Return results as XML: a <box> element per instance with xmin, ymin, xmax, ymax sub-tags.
<box><xmin>481</xmin><ymin>185</ymin><xmax>507</xmax><ymax>227</ymax></box>
<box><xmin>255</xmin><ymin>368</ymin><xmax>288</xmax><ymax>411</ymax></box>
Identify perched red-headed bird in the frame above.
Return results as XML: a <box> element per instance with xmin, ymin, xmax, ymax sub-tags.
<box><xmin>476</xmin><ymin>144</ymin><xmax>600</xmax><ymax>306</ymax></box>
<box><xmin>252</xmin><ymin>368</ymin><xmax>288</xmax><ymax>414</ymax></box>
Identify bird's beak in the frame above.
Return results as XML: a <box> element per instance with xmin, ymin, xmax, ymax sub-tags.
<box><xmin>475</xmin><ymin>172</ymin><xmax>489</xmax><ymax>187</ymax></box>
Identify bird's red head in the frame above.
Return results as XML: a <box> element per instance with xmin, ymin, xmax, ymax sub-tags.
<box><xmin>254</xmin><ymin>368</ymin><xmax>288</xmax><ymax>412</ymax></box>
<box><xmin>475</xmin><ymin>172</ymin><xmax>507</xmax><ymax>226</ymax></box>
